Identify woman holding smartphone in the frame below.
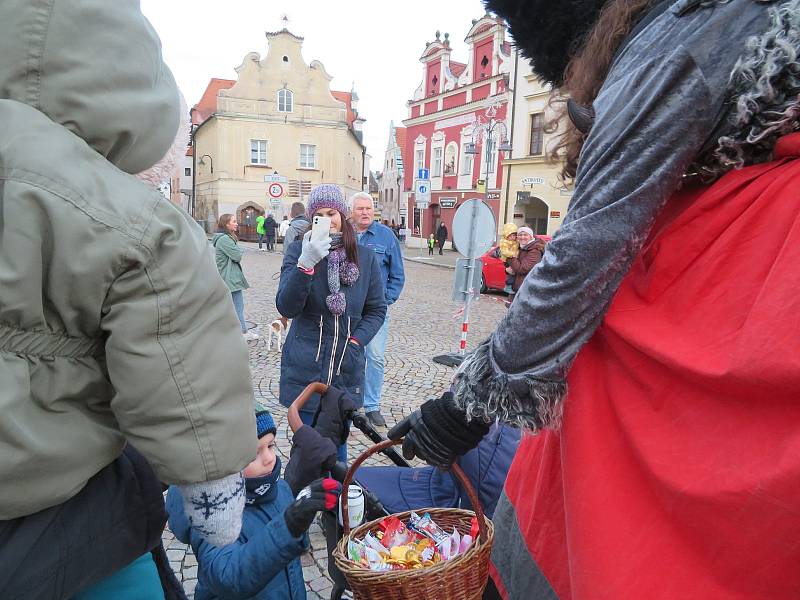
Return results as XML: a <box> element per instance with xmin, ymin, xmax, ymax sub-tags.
<box><xmin>277</xmin><ymin>184</ymin><xmax>387</xmax><ymax>459</ymax></box>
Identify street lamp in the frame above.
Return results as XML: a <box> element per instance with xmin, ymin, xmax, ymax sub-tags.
<box><xmin>468</xmin><ymin>102</ymin><xmax>511</xmax><ymax>201</ymax></box>
<box><xmin>198</xmin><ymin>154</ymin><xmax>214</xmax><ymax>173</ymax></box>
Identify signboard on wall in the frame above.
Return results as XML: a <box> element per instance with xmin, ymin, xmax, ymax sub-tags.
<box><xmin>550</xmin><ymin>211</ymin><xmax>561</xmax><ymax>218</ymax></box>
<box><xmin>521</xmin><ymin>176</ymin><xmax>545</xmax><ymax>186</ymax></box>
<box><xmin>486</xmin><ymin>192</ymin><xmax>500</xmax><ymax>200</ymax></box>
<box><xmin>439</xmin><ymin>198</ymin><xmax>457</xmax><ymax>208</ymax></box>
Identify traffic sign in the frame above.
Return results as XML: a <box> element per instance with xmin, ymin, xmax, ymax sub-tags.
<box><xmin>415</xmin><ymin>179</ymin><xmax>431</xmax><ymax>205</ymax></box>
<box><xmin>452</xmin><ymin>198</ymin><xmax>496</xmax><ymax>259</ymax></box>
<box><xmin>264</xmin><ymin>174</ymin><xmax>288</xmax><ymax>183</ymax></box>
<box><xmin>418</xmin><ymin>168</ymin><xmax>430</xmax><ymax>180</ymax></box>
<box><xmin>268</xmin><ymin>182</ymin><xmax>284</xmax><ymax>199</ymax></box>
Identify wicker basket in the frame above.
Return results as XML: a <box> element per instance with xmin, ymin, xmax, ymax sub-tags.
<box><xmin>332</xmin><ymin>439</ymin><xmax>494</xmax><ymax>600</ymax></box>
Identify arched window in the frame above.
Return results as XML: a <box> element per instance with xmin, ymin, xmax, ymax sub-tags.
<box><xmin>278</xmin><ymin>89</ymin><xmax>293</xmax><ymax>113</ymax></box>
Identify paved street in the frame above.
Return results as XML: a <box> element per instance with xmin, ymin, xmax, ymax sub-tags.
<box><xmin>166</xmin><ymin>241</ymin><xmax>507</xmax><ymax>598</ymax></box>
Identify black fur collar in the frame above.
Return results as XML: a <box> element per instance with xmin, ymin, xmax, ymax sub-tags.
<box><xmin>484</xmin><ymin>0</ymin><xmax>612</xmax><ymax>86</ymax></box>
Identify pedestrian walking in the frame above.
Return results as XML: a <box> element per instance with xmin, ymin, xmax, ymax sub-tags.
<box><xmin>167</xmin><ymin>408</ymin><xmax>341</xmax><ymax>600</ymax></box>
<box><xmin>390</xmin><ymin>0</ymin><xmax>800</xmax><ymax>598</ymax></box>
<box><xmin>265</xmin><ymin>213</ymin><xmax>278</xmax><ymax>252</ymax></box>
<box><xmin>436</xmin><ymin>221</ymin><xmax>448</xmax><ymax>255</ymax></box>
<box><xmin>351</xmin><ymin>192</ymin><xmax>406</xmax><ymax>428</ymax></box>
<box><xmin>213</xmin><ymin>214</ymin><xmax>259</xmax><ymax>340</ymax></box>
<box><xmin>283</xmin><ymin>202</ymin><xmax>310</xmax><ymax>253</ymax></box>
<box><xmin>0</xmin><ymin>1</ymin><xmax>256</xmax><ymax>596</ymax></box>
<box><xmin>428</xmin><ymin>234</ymin><xmax>436</xmax><ymax>255</ymax></box>
<box><xmin>256</xmin><ymin>213</ymin><xmax>267</xmax><ymax>250</ymax></box>
<box><xmin>279</xmin><ymin>215</ymin><xmax>290</xmax><ymax>241</ymax></box>
<box><xmin>277</xmin><ymin>184</ymin><xmax>387</xmax><ymax>459</ymax></box>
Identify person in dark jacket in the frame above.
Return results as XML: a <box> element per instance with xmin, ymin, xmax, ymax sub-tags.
<box><xmin>277</xmin><ymin>184</ymin><xmax>387</xmax><ymax>461</ymax></box>
<box><xmin>435</xmin><ymin>222</ymin><xmax>448</xmax><ymax>255</ymax></box>
<box><xmin>506</xmin><ymin>227</ymin><xmax>545</xmax><ymax>301</ymax></box>
<box><xmin>264</xmin><ymin>214</ymin><xmax>278</xmax><ymax>252</ymax></box>
<box><xmin>283</xmin><ymin>202</ymin><xmax>310</xmax><ymax>254</ymax></box>
<box><xmin>167</xmin><ymin>410</ymin><xmax>342</xmax><ymax>600</ymax></box>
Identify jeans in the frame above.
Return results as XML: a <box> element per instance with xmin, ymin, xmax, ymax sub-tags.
<box><xmin>257</xmin><ymin>233</ymin><xmax>265</xmax><ymax>249</ymax></box>
<box><xmin>299</xmin><ymin>410</ymin><xmax>348</xmax><ymax>463</ymax></box>
<box><xmin>231</xmin><ymin>290</ymin><xmax>246</xmax><ymax>333</ymax></box>
<box><xmin>266</xmin><ymin>236</ymin><xmax>275</xmax><ymax>251</ymax></box>
<box><xmin>363</xmin><ymin>314</ymin><xmax>389</xmax><ymax>414</ymax></box>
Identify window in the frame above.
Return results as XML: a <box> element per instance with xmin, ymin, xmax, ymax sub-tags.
<box><xmin>530</xmin><ymin>113</ymin><xmax>544</xmax><ymax>156</ymax></box>
<box><xmin>461</xmin><ymin>147</ymin><xmax>473</xmax><ymax>175</ymax></box>
<box><xmin>299</xmin><ymin>144</ymin><xmax>316</xmax><ymax>168</ymax></box>
<box><xmin>184</xmin><ymin>167</ymin><xmax>191</xmax><ymax>177</ymax></box>
<box><xmin>433</xmin><ymin>147</ymin><xmax>443</xmax><ymax>177</ymax></box>
<box><xmin>250</xmin><ymin>140</ymin><xmax>268</xmax><ymax>165</ymax></box>
<box><xmin>415</xmin><ymin>149</ymin><xmax>424</xmax><ymax>173</ymax></box>
<box><xmin>278</xmin><ymin>89</ymin><xmax>293</xmax><ymax>113</ymax></box>
<box><xmin>486</xmin><ymin>137</ymin><xmax>497</xmax><ymax>174</ymax></box>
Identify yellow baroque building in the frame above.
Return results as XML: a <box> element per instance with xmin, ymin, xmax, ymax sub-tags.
<box><xmin>192</xmin><ymin>28</ymin><xmax>366</xmax><ymax>239</ymax></box>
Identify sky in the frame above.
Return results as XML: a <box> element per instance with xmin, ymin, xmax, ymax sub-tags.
<box><xmin>140</xmin><ymin>0</ymin><xmax>491</xmax><ymax>173</ymax></box>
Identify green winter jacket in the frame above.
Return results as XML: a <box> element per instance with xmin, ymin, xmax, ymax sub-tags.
<box><xmin>0</xmin><ymin>0</ymin><xmax>256</xmax><ymax>520</ymax></box>
<box><xmin>212</xmin><ymin>233</ymin><xmax>250</xmax><ymax>292</ymax></box>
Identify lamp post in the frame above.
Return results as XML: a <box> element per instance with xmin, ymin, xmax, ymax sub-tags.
<box><xmin>465</xmin><ymin>102</ymin><xmax>512</xmax><ymax>211</ymax></box>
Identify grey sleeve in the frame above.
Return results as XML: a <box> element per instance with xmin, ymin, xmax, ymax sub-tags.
<box><xmin>454</xmin><ymin>46</ymin><xmax>718</xmax><ymax>431</ymax></box>
<box><xmin>282</xmin><ymin>226</ymin><xmax>297</xmax><ymax>254</ymax></box>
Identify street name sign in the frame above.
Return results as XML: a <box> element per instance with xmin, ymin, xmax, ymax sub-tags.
<box><xmin>264</xmin><ymin>174</ymin><xmax>288</xmax><ymax>183</ymax></box>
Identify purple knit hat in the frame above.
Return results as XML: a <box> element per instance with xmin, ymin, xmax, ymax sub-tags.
<box><xmin>306</xmin><ymin>184</ymin><xmax>348</xmax><ymax>219</ymax></box>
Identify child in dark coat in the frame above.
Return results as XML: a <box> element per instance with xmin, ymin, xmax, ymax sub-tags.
<box><xmin>167</xmin><ymin>411</ymin><xmax>341</xmax><ymax>600</ymax></box>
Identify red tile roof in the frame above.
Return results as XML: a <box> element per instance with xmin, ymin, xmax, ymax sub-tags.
<box><xmin>450</xmin><ymin>61</ymin><xmax>467</xmax><ymax>77</ymax></box>
<box><xmin>192</xmin><ymin>78</ymin><xmax>235</xmax><ymax>124</ymax></box>
<box><xmin>395</xmin><ymin>127</ymin><xmax>407</xmax><ymax>151</ymax></box>
<box><xmin>331</xmin><ymin>90</ymin><xmax>356</xmax><ymax>127</ymax></box>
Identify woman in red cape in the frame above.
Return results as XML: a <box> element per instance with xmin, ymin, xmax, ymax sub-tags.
<box><xmin>389</xmin><ymin>1</ymin><xmax>800</xmax><ymax>598</ymax></box>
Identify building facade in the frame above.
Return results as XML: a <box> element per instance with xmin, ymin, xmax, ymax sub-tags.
<box><xmin>378</xmin><ymin>122</ymin><xmax>406</xmax><ymax>228</ymax></box>
<box><xmin>169</xmin><ymin>146</ymin><xmax>193</xmax><ymax>213</ymax></box>
<box><xmin>191</xmin><ymin>28</ymin><xmax>366</xmax><ymax>238</ymax></box>
<box><xmin>501</xmin><ymin>50</ymin><xmax>572</xmax><ymax>235</ymax></box>
<box><xmin>401</xmin><ymin>15</ymin><xmax>511</xmax><ymax>247</ymax></box>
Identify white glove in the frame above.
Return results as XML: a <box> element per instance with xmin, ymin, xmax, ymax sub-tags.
<box><xmin>178</xmin><ymin>472</ymin><xmax>245</xmax><ymax>546</ymax></box>
<box><xmin>297</xmin><ymin>230</ymin><xmax>331</xmax><ymax>270</ymax></box>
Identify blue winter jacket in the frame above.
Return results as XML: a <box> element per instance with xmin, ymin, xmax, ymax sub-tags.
<box><xmin>277</xmin><ymin>241</ymin><xmax>387</xmax><ymax>412</ymax></box>
<box><xmin>356</xmin><ymin>222</ymin><xmax>405</xmax><ymax>305</ymax></box>
<box><xmin>166</xmin><ymin>480</ymin><xmax>306</xmax><ymax>600</ymax></box>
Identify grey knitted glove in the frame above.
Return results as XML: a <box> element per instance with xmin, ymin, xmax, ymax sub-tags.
<box><xmin>178</xmin><ymin>472</ymin><xmax>245</xmax><ymax>546</ymax></box>
<box><xmin>297</xmin><ymin>230</ymin><xmax>331</xmax><ymax>270</ymax></box>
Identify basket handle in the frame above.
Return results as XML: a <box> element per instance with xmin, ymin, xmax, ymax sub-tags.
<box><xmin>287</xmin><ymin>382</ymin><xmax>329</xmax><ymax>432</ymax></box>
<box><xmin>341</xmin><ymin>439</ymin><xmax>488</xmax><ymax>543</ymax></box>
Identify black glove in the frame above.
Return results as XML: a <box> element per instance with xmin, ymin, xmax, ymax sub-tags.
<box><xmin>387</xmin><ymin>392</ymin><xmax>490</xmax><ymax>468</ymax></box>
<box><xmin>284</xmin><ymin>425</ymin><xmax>338</xmax><ymax>496</ymax></box>
<box><xmin>313</xmin><ymin>387</ymin><xmax>357</xmax><ymax>447</ymax></box>
<box><xmin>284</xmin><ymin>478</ymin><xmax>342</xmax><ymax>538</ymax></box>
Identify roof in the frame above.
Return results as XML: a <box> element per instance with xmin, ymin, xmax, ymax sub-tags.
<box><xmin>450</xmin><ymin>61</ymin><xmax>467</xmax><ymax>77</ymax></box>
<box><xmin>192</xmin><ymin>78</ymin><xmax>235</xmax><ymax>124</ymax></box>
<box><xmin>331</xmin><ymin>90</ymin><xmax>356</xmax><ymax>127</ymax></box>
<box><xmin>394</xmin><ymin>126</ymin><xmax>407</xmax><ymax>150</ymax></box>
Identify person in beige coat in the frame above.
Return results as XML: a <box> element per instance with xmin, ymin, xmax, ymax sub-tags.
<box><xmin>0</xmin><ymin>0</ymin><xmax>256</xmax><ymax>591</ymax></box>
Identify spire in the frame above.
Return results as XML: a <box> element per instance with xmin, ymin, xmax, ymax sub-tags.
<box><xmin>350</xmin><ymin>81</ymin><xmax>359</xmax><ymax>103</ymax></box>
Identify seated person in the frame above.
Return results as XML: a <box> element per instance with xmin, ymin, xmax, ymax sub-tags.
<box><xmin>356</xmin><ymin>420</ymin><xmax>520</xmax><ymax>519</ymax></box>
<box><xmin>167</xmin><ymin>410</ymin><xmax>341</xmax><ymax>600</ymax></box>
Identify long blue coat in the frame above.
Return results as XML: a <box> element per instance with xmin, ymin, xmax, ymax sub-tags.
<box><xmin>277</xmin><ymin>241</ymin><xmax>387</xmax><ymax>413</ymax></box>
<box><xmin>167</xmin><ymin>480</ymin><xmax>306</xmax><ymax>600</ymax></box>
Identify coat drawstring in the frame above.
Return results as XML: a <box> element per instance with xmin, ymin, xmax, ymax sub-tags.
<box><xmin>315</xmin><ymin>315</ymin><xmax>323</xmax><ymax>362</ymax></box>
<box><xmin>335</xmin><ymin>317</ymin><xmax>351</xmax><ymax>376</ymax></box>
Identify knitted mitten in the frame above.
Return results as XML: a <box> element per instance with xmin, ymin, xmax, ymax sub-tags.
<box><xmin>178</xmin><ymin>473</ymin><xmax>245</xmax><ymax>546</ymax></box>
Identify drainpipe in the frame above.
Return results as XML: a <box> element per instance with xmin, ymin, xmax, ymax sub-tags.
<box><xmin>502</xmin><ymin>50</ymin><xmax>519</xmax><ymax>228</ymax></box>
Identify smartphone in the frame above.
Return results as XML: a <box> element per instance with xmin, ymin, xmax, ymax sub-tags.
<box><xmin>311</xmin><ymin>215</ymin><xmax>331</xmax><ymax>242</ymax></box>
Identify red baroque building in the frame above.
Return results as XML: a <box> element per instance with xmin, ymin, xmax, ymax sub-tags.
<box><xmin>402</xmin><ymin>14</ymin><xmax>511</xmax><ymax>246</ymax></box>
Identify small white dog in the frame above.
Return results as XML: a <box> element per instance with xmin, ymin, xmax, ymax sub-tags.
<box><xmin>266</xmin><ymin>318</ymin><xmax>287</xmax><ymax>351</ymax></box>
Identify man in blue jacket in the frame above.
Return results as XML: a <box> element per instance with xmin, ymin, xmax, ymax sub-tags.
<box><xmin>350</xmin><ymin>192</ymin><xmax>405</xmax><ymax>428</ymax></box>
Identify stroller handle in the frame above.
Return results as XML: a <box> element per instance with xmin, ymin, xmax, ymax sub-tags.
<box><xmin>287</xmin><ymin>382</ymin><xmax>329</xmax><ymax>433</ymax></box>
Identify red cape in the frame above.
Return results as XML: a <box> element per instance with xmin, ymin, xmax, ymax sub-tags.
<box><xmin>497</xmin><ymin>133</ymin><xmax>800</xmax><ymax>599</ymax></box>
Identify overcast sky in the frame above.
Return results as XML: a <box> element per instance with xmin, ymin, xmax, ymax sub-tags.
<box><xmin>141</xmin><ymin>0</ymin><xmax>491</xmax><ymax>173</ymax></box>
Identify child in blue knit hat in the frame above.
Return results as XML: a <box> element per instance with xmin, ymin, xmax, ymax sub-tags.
<box><xmin>167</xmin><ymin>410</ymin><xmax>341</xmax><ymax>599</ymax></box>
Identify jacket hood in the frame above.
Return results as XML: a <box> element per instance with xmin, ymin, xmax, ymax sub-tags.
<box><xmin>0</xmin><ymin>0</ymin><xmax>180</xmax><ymax>175</ymax></box>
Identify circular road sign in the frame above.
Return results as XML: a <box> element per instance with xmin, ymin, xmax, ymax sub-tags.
<box><xmin>451</xmin><ymin>198</ymin><xmax>497</xmax><ymax>259</ymax></box>
<box><xmin>268</xmin><ymin>182</ymin><xmax>284</xmax><ymax>199</ymax></box>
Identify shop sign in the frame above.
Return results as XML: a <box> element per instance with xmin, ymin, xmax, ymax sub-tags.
<box><xmin>521</xmin><ymin>176</ymin><xmax>545</xmax><ymax>186</ymax></box>
<box><xmin>486</xmin><ymin>192</ymin><xmax>501</xmax><ymax>200</ymax></box>
<box><xmin>550</xmin><ymin>211</ymin><xmax>561</xmax><ymax>219</ymax></box>
<box><xmin>439</xmin><ymin>198</ymin><xmax>457</xmax><ymax>208</ymax></box>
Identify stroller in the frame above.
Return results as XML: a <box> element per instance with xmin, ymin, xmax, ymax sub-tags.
<box><xmin>285</xmin><ymin>383</ymin><xmax>517</xmax><ymax>600</ymax></box>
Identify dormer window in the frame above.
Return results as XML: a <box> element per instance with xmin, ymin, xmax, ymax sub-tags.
<box><xmin>278</xmin><ymin>89</ymin><xmax>293</xmax><ymax>112</ymax></box>
<box><xmin>481</xmin><ymin>55</ymin><xmax>489</xmax><ymax>68</ymax></box>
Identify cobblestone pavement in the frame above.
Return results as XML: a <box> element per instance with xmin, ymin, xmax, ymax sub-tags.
<box><xmin>168</xmin><ymin>242</ymin><xmax>507</xmax><ymax>598</ymax></box>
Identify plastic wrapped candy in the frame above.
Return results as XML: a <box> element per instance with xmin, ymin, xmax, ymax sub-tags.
<box><xmin>409</xmin><ymin>512</ymin><xmax>449</xmax><ymax>546</ymax></box>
